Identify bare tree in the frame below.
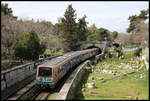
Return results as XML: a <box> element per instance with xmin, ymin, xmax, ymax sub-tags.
<box><xmin>1</xmin><ymin>15</ymin><xmax>63</xmax><ymax>59</ymax></box>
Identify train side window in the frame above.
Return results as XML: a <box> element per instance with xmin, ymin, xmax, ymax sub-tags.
<box><xmin>56</xmin><ymin>68</ymin><xmax>58</xmax><ymax>75</ymax></box>
<box><xmin>57</xmin><ymin>68</ymin><xmax>60</xmax><ymax>74</ymax></box>
<box><xmin>57</xmin><ymin>68</ymin><xmax>59</xmax><ymax>74</ymax></box>
<box><xmin>55</xmin><ymin>70</ymin><xmax>57</xmax><ymax>77</ymax></box>
<box><xmin>58</xmin><ymin>68</ymin><xmax>61</xmax><ymax>73</ymax></box>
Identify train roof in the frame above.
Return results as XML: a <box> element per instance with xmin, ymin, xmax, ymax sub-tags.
<box><xmin>38</xmin><ymin>48</ymin><xmax>97</xmax><ymax>68</ymax></box>
<box><xmin>39</xmin><ymin>50</ymin><xmax>81</xmax><ymax>68</ymax></box>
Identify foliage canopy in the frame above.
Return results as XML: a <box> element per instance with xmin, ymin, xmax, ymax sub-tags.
<box><xmin>12</xmin><ymin>30</ymin><xmax>46</xmax><ymax>60</ymax></box>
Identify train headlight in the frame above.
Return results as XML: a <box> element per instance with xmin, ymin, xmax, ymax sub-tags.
<box><xmin>39</xmin><ymin>77</ymin><xmax>42</xmax><ymax>81</ymax></box>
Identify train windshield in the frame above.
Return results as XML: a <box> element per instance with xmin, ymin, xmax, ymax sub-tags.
<box><xmin>38</xmin><ymin>67</ymin><xmax>52</xmax><ymax>77</ymax></box>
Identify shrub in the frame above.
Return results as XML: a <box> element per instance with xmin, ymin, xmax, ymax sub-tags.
<box><xmin>134</xmin><ymin>47</ymin><xmax>142</xmax><ymax>56</ymax></box>
<box><xmin>115</xmin><ymin>47</ymin><xmax>123</xmax><ymax>57</ymax></box>
<box><xmin>12</xmin><ymin>30</ymin><xmax>46</xmax><ymax>61</ymax></box>
<box><xmin>44</xmin><ymin>49</ymin><xmax>52</xmax><ymax>56</ymax></box>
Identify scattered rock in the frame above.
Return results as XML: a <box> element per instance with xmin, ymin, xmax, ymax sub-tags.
<box><xmin>120</xmin><ymin>63</ymin><xmax>124</xmax><ymax>65</ymax></box>
<box><xmin>82</xmin><ymin>84</ymin><xmax>85</xmax><ymax>88</ymax></box>
<box><xmin>140</xmin><ymin>74</ymin><xmax>144</xmax><ymax>78</ymax></box>
<box><xmin>113</xmin><ymin>73</ymin><xmax>116</xmax><ymax>75</ymax></box>
<box><xmin>94</xmin><ymin>71</ymin><xmax>98</xmax><ymax>73</ymax></box>
<box><xmin>98</xmin><ymin>77</ymin><xmax>104</xmax><ymax>80</ymax></box>
<box><xmin>88</xmin><ymin>91</ymin><xmax>98</xmax><ymax>94</ymax></box>
<box><xmin>108</xmin><ymin>70</ymin><xmax>113</xmax><ymax>74</ymax></box>
<box><xmin>89</xmin><ymin>76</ymin><xmax>94</xmax><ymax>80</ymax></box>
<box><xmin>100</xmin><ymin>69</ymin><xmax>116</xmax><ymax>74</ymax></box>
<box><xmin>123</xmin><ymin>65</ymin><xmax>132</xmax><ymax>69</ymax></box>
<box><xmin>101</xmin><ymin>79</ymin><xmax>106</xmax><ymax>83</ymax></box>
<box><xmin>82</xmin><ymin>88</ymin><xmax>85</xmax><ymax>92</ymax></box>
<box><xmin>113</xmin><ymin>70</ymin><xmax>117</xmax><ymax>73</ymax></box>
<box><xmin>102</xmin><ymin>63</ymin><xmax>105</xmax><ymax>66</ymax></box>
<box><xmin>123</xmin><ymin>96</ymin><xmax>132</xmax><ymax>99</ymax></box>
<box><xmin>87</xmin><ymin>83</ymin><xmax>96</xmax><ymax>88</ymax></box>
<box><xmin>102</xmin><ymin>69</ymin><xmax>108</xmax><ymax>73</ymax></box>
<box><xmin>120</xmin><ymin>56</ymin><xmax>124</xmax><ymax>59</ymax></box>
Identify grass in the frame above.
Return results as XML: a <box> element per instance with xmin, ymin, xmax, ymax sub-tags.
<box><xmin>75</xmin><ymin>55</ymin><xmax>149</xmax><ymax>100</ymax></box>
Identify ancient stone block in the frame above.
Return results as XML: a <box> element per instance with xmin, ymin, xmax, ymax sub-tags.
<box><xmin>30</xmin><ymin>64</ymin><xmax>34</xmax><ymax>69</ymax></box>
<box><xmin>12</xmin><ymin>77</ymin><xmax>17</xmax><ymax>83</ymax></box>
<box><xmin>13</xmin><ymin>70</ymin><xmax>18</xmax><ymax>79</ymax></box>
<box><xmin>26</xmin><ymin>71</ymin><xmax>31</xmax><ymax>77</ymax></box>
<box><xmin>24</xmin><ymin>69</ymin><xmax>29</xmax><ymax>76</ymax></box>
<box><xmin>26</xmin><ymin>65</ymin><xmax>30</xmax><ymax>70</ymax></box>
<box><xmin>20</xmin><ymin>76</ymin><xmax>24</xmax><ymax>81</ymax></box>
<box><xmin>21</xmin><ymin>72</ymin><xmax>25</xmax><ymax>79</ymax></box>
<box><xmin>1</xmin><ymin>80</ymin><xmax>6</xmax><ymax>91</ymax></box>
<box><xmin>87</xmin><ymin>82</ymin><xmax>96</xmax><ymax>88</ymax></box>
<box><xmin>1</xmin><ymin>74</ymin><xmax>3</xmax><ymax>80</ymax></box>
<box><xmin>89</xmin><ymin>76</ymin><xmax>94</xmax><ymax>80</ymax></box>
<box><xmin>11</xmin><ymin>79</ymin><xmax>15</xmax><ymax>85</ymax></box>
<box><xmin>17</xmin><ymin>75</ymin><xmax>23</xmax><ymax>81</ymax></box>
<box><xmin>5</xmin><ymin>73</ymin><xmax>11</xmax><ymax>82</ymax></box>
<box><xmin>17</xmin><ymin>69</ymin><xmax>22</xmax><ymax>74</ymax></box>
<box><xmin>29</xmin><ymin>66</ymin><xmax>33</xmax><ymax>71</ymax></box>
<box><xmin>9</xmin><ymin>71</ymin><xmax>14</xmax><ymax>80</ymax></box>
<box><xmin>6</xmin><ymin>80</ymin><xmax>14</xmax><ymax>87</ymax></box>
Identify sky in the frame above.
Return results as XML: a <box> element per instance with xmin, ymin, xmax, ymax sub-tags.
<box><xmin>2</xmin><ymin>1</ymin><xmax>149</xmax><ymax>33</ymax></box>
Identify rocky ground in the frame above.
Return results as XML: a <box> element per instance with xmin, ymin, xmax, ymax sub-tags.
<box><xmin>75</xmin><ymin>55</ymin><xmax>149</xmax><ymax>100</ymax></box>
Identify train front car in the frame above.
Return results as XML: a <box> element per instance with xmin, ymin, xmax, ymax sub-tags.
<box><xmin>36</xmin><ymin>66</ymin><xmax>55</xmax><ymax>88</ymax></box>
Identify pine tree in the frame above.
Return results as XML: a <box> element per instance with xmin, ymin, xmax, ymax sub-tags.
<box><xmin>77</xmin><ymin>15</ymin><xmax>88</xmax><ymax>42</ymax></box>
<box><xmin>60</xmin><ymin>4</ymin><xmax>78</xmax><ymax>51</ymax></box>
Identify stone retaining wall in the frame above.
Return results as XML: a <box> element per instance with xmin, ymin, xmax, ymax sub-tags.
<box><xmin>1</xmin><ymin>63</ymin><xmax>35</xmax><ymax>91</ymax></box>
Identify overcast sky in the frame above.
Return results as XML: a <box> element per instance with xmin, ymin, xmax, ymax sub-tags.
<box><xmin>2</xmin><ymin>1</ymin><xmax>149</xmax><ymax>33</ymax></box>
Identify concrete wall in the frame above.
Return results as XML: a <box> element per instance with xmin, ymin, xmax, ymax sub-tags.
<box><xmin>1</xmin><ymin>63</ymin><xmax>35</xmax><ymax>91</ymax></box>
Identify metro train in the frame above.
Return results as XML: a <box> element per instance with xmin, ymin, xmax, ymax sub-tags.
<box><xmin>36</xmin><ymin>48</ymin><xmax>100</xmax><ymax>88</ymax></box>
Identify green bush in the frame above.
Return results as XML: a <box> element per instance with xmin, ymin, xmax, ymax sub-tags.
<box><xmin>12</xmin><ymin>30</ymin><xmax>46</xmax><ymax>61</ymax></box>
<box><xmin>115</xmin><ymin>47</ymin><xmax>123</xmax><ymax>57</ymax></box>
<box><xmin>44</xmin><ymin>49</ymin><xmax>64</xmax><ymax>56</ymax></box>
<box><xmin>55</xmin><ymin>49</ymin><xmax>64</xmax><ymax>55</ymax></box>
<box><xmin>134</xmin><ymin>48</ymin><xmax>142</xmax><ymax>56</ymax></box>
<box><xmin>44</xmin><ymin>49</ymin><xmax>52</xmax><ymax>56</ymax></box>
<box><xmin>146</xmin><ymin>57</ymin><xmax>149</xmax><ymax>62</ymax></box>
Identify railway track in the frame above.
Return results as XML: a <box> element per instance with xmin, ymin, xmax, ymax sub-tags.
<box><xmin>19</xmin><ymin>85</ymin><xmax>41</xmax><ymax>100</ymax></box>
<box><xmin>35</xmin><ymin>91</ymin><xmax>51</xmax><ymax>100</ymax></box>
<box><xmin>2</xmin><ymin>74</ymin><xmax>36</xmax><ymax>100</ymax></box>
<box><xmin>7</xmin><ymin>81</ymin><xmax>51</xmax><ymax>100</ymax></box>
<box><xmin>7</xmin><ymin>80</ymin><xmax>37</xmax><ymax>100</ymax></box>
